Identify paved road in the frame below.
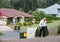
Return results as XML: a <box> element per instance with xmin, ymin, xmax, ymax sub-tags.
<box><xmin>0</xmin><ymin>26</ymin><xmax>20</xmax><ymax>39</ymax></box>
<box><xmin>0</xmin><ymin>36</ymin><xmax>60</xmax><ymax>42</ymax></box>
<box><xmin>0</xmin><ymin>26</ymin><xmax>13</xmax><ymax>31</ymax></box>
<box><xmin>20</xmin><ymin>36</ymin><xmax>60</xmax><ymax>42</ymax></box>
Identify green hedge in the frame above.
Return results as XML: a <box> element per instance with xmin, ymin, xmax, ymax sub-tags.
<box><xmin>57</xmin><ymin>25</ymin><xmax>60</xmax><ymax>34</ymax></box>
<box><xmin>35</xmin><ymin>21</ymin><xmax>40</xmax><ymax>24</ymax></box>
<box><xmin>23</xmin><ymin>22</ymin><xmax>32</xmax><ymax>26</ymax></box>
<box><xmin>28</xmin><ymin>22</ymin><xmax>32</xmax><ymax>26</ymax></box>
<box><xmin>35</xmin><ymin>27</ymin><xmax>40</xmax><ymax>37</ymax></box>
<box><xmin>17</xmin><ymin>22</ymin><xmax>22</xmax><ymax>26</ymax></box>
<box><xmin>0</xmin><ymin>32</ymin><xmax>4</xmax><ymax>36</ymax></box>
<box><xmin>46</xmin><ymin>20</ymin><xmax>52</xmax><ymax>23</ymax></box>
<box><xmin>35</xmin><ymin>26</ymin><xmax>49</xmax><ymax>37</ymax></box>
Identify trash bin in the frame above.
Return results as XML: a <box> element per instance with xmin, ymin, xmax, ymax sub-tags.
<box><xmin>20</xmin><ymin>32</ymin><xmax>27</xmax><ymax>39</ymax></box>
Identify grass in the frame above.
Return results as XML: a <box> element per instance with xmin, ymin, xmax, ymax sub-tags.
<box><xmin>9</xmin><ymin>20</ymin><xmax>60</xmax><ymax>30</ymax></box>
<box><xmin>47</xmin><ymin>20</ymin><xmax>60</xmax><ymax>28</ymax></box>
<box><xmin>0</xmin><ymin>32</ymin><xmax>4</xmax><ymax>36</ymax></box>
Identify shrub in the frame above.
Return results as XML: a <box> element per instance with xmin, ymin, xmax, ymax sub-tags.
<box><xmin>46</xmin><ymin>20</ymin><xmax>52</xmax><ymax>23</ymax></box>
<box><xmin>28</xmin><ymin>22</ymin><xmax>32</xmax><ymax>26</ymax></box>
<box><xmin>0</xmin><ymin>32</ymin><xmax>4</xmax><ymax>36</ymax></box>
<box><xmin>32</xmin><ymin>11</ymin><xmax>45</xmax><ymax>21</ymax></box>
<box><xmin>23</xmin><ymin>22</ymin><xmax>32</xmax><ymax>26</ymax></box>
<box><xmin>35</xmin><ymin>26</ymin><xmax>49</xmax><ymax>37</ymax></box>
<box><xmin>17</xmin><ymin>22</ymin><xmax>22</xmax><ymax>26</ymax></box>
<box><xmin>45</xmin><ymin>26</ymin><xmax>49</xmax><ymax>36</ymax></box>
<box><xmin>35</xmin><ymin>21</ymin><xmax>40</xmax><ymax>24</ymax></box>
<box><xmin>25</xmin><ymin>18</ymin><xmax>33</xmax><ymax>22</ymax></box>
<box><xmin>35</xmin><ymin>27</ymin><xmax>40</xmax><ymax>37</ymax></box>
<box><xmin>57</xmin><ymin>25</ymin><xmax>60</xmax><ymax>34</ymax></box>
<box><xmin>23</xmin><ymin>22</ymin><xmax>28</xmax><ymax>26</ymax></box>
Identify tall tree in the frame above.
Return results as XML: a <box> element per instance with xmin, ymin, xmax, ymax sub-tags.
<box><xmin>0</xmin><ymin>0</ymin><xmax>2</xmax><ymax>8</ymax></box>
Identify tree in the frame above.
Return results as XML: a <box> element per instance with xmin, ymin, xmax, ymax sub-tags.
<box><xmin>0</xmin><ymin>0</ymin><xmax>2</xmax><ymax>8</ymax></box>
<box><xmin>0</xmin><ymin>0</ymin><xmax>11</xmax><ymax>8</ymax></box>
<box><xmin>31</xmin><ymin>10</ymin><xmax>45</xmax><ymax>21</ymax></box>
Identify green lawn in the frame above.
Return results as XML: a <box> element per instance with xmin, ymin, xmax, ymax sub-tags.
<box><xmin>47</xmin><ymin>20</ymin><xmax>60</xmax><ymax>28</ymax></box>
<box><xmin>9</xmin><ymin>20</ymin><xmax>60</xmax><ymax>30</ymax></box>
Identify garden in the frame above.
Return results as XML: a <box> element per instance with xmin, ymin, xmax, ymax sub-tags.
<box><xmin>8</xmin><ymin>10</ymin><xmax>60</xmax><ymax>38</ymax></box>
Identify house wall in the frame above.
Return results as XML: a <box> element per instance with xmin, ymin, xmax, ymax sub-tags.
<box><xmin>0</xmin><ymin>16</ymin><xmax>7</xmax><ymax>25</ymax></box>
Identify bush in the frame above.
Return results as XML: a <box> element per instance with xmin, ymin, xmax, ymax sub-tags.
<box><xmin>57</xmin><ymin>25</ymin><xmax>60</xmax><ymax>34</ymax></box>
<box><xmin>23</xmin><ymin>22</ymin><xmax>32</xmax><ymax>26</ymax></box>
<box><xmin>0</xmin><ymin>32</ymin><xmax>4</xmax><ymax>36</ymax></box>
<box><xmin>35</xmin><ymin>27</ymin><xmax>40</xmax><ymax>37</ymax></box>
<box><xmin>35</xmin><ymin>21</ymin><xmax>40</xmax><ymax>24</ymax></box>
<box><xmin>31</xmin><ymin>10</ymin><xmax>45</xmax><ymax>21</ymax></box>
<box><xmin>28</xmin><ymin>22</ymin><xmax>32</xmax><ymax>26</ymax></box>
<box><xmin>45</xmin><ymin>26</ymin><xmax>49</xmax><ymax>36</ymax></box>
<box><xmin>23</xmin><ymin>22</ymin><xmax>28</xmax><ymax>26</ymax></box>
<box><xmin>25</xmin><ymin>18</ymin><xmax>33</xmax><ymax>22</ymax></box>
<box><xmin>35</xmin><ymin>26</ymin><xmax>49</xmax><ymax>37</ymax></box>
<box><xmin>46</xmin><ymin>20</ymin><xmax>52</xmax><ymax>23</ymax></box>
<box><xmin>17</xmin><ymin>22</ymin><xmax>22</xmax><ymax>26</ymax></box>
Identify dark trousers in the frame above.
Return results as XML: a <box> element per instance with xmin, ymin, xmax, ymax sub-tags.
<box><xmin>39</xmin><ymin>27</ymin><xmax>45</xmax><ymax>37</ymax></box>
<box><xmin>14</xmin><ymin>26</ymin><xmax>20</xmax><ymax>30</ymax></box>
<box><xmin>14</xmin><ymin>26</ymin><xmax>17</xmax><ymax>30</ymax></box>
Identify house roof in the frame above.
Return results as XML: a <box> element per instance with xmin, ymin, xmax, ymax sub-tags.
<box><xmin>0</xmin><ymin>11</ymin><xmax>3</xmax><ymax>16</ymax></box>
<box><xmin>37</xmin><ymin>4</ymin><xmax>60</xmax><ymax>15</ymax></box>
<box><xmin>45</xmin><ymin>4</ymin><xmax>60</xmax><ymax>14</ymax></box>
<box><xmin>0</xmin><ymin>8</ymin><xmax>34</xmax><ymax>18</ymax></box>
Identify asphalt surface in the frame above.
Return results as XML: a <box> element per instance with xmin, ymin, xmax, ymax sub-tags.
<box><xmin>0</xmin><ymin>36</ymin><xmax>60</xmax><ymax>42</ymax></box>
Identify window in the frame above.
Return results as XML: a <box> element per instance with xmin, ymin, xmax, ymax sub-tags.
<box><xmin>58</xmin><ymin>9</ymin><xmax>60</xmax><ymax>13</ymax></box>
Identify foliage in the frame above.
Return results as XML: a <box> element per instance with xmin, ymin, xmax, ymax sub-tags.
<box><xmin>45</xmin><ymin>26</ymin><xmax>49</xmax><ymax>36</ymax></box>
<box><xmin>35</xmin><ymin>26</ymin><xmax>49</xmax><ymax>37</ymax></box>
<box><xmin>57</xmin><ymin>25</ymin><xmax>60</xmax><ymax>34</ymax></box>
<box><xmin>0</xmin><ymin>32</ymin><xmax>4</xmax><ymax>36</ymax></box>
<box><xmin>46</xmin><ymin>20</ymin><xmax>52</xmax><ymax>23</ymax></box>
<box><xmin>25</xmin><ymin>18</ymin><xmax>33</xmax><ymax>22</ymax></box>
<box><xmin>31</xmin><ymin>10</ymin><xmax>45</xmax><ymax>21</ymax></box>
<box><xmin>23</xmin><ymin>22</ymin><xmax>28</xmax><ymax>26</ymax></box>
<box><xmin>28</xmin><ymin>22</ymin><xmax>32</xmax><ymax>26</ymax></box>
<box><xmin>28</xmin><ymin>10</ymin><xmax>60</xmax><ymax>23</ymax></box>
<box><xmin>28</xmin><ymin>10</ymin><xmax>33</xmax><ymax>15</ymax></box>
<box><xmin>23</xmin><ymin>22</ymin><xmax>32</xmax><ymax>26</ymax></box>
<box><xmin>0</xmin><ymin>0</ymin><xmax>11</xmax><ymax>8</ymax></box>
<box><xmin>0</xmin><ymin>0</ymin><xmax>60</xmax><ymax>12</ymax></box>
<box><xmin>13</xmin><ymin>0</ymin><xmax>38</xmax><ymax>12</ymax></box>
<box><xmin>35</xmin><ymin>27</ymin><xmax>40</xmax><ymax>37</ymax></box>
<box><xmin>17</xmin><ymin>22</ymin><xmax>22</xmax><ymax>26</ymax></box>
<box><xmin>35</xmin><ymin>21</ymin><xmax>39</xmax><ymax>24</ymax></box>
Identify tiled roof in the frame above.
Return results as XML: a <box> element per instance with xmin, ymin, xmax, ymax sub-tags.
<box><xmin>0</xmin><ymin>8</ymin><xmax>34</xmax><ymax>17</ymax></box>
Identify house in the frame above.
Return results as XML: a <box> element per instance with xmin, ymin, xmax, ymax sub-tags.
<box><xmin>0</xmin><ymin>8</ymin><xmax>34</xmax><ymax>25</ymax></box>
<box><xmin>37</xmin><ymin>4</ymin><xmax>60</xmax><ymax>17</ymax></box>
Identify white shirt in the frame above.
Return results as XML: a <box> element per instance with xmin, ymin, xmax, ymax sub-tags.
<box><xmin>39</xmin><ymin>19</ymin><xmax>46</xmax><ymax>27</ymax></box>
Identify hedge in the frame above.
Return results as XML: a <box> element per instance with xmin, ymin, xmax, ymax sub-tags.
<box><xmin>57</xmin><ymin>25</ymin><xmax>60</xmax><ymax>34</ymax></box>
<box><xmin>0</xmin><ymin>32</ymin><xmax>4</xmax><ymax>36</ymax></box>
<box><xmin>35</xmin><ymin>26</ymin><xmax>49</xmax><ymax>37</ymax></box>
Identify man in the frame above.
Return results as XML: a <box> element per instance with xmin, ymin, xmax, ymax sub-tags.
<box><xmin>39</xmin><ymin>17</ymin><xmax>46</xmax><ymax>37</ymax></box>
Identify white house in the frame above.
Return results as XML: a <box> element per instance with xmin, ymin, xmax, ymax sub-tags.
<box><xmin>37</xmin><ymin>4</ymin><xmax>60</xmax><ymax>17</ymax></box>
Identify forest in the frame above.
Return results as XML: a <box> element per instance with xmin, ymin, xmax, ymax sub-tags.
<box><xmin>0</xmin><ymin>0</ymin><xmax>60</xmax><ymax>12</ymax></box>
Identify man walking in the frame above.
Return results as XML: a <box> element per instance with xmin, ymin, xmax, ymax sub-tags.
<box><xmin>39</xmin><ymin>17</ymin><xmax>46</xmax><ymax>37</ymax></box>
